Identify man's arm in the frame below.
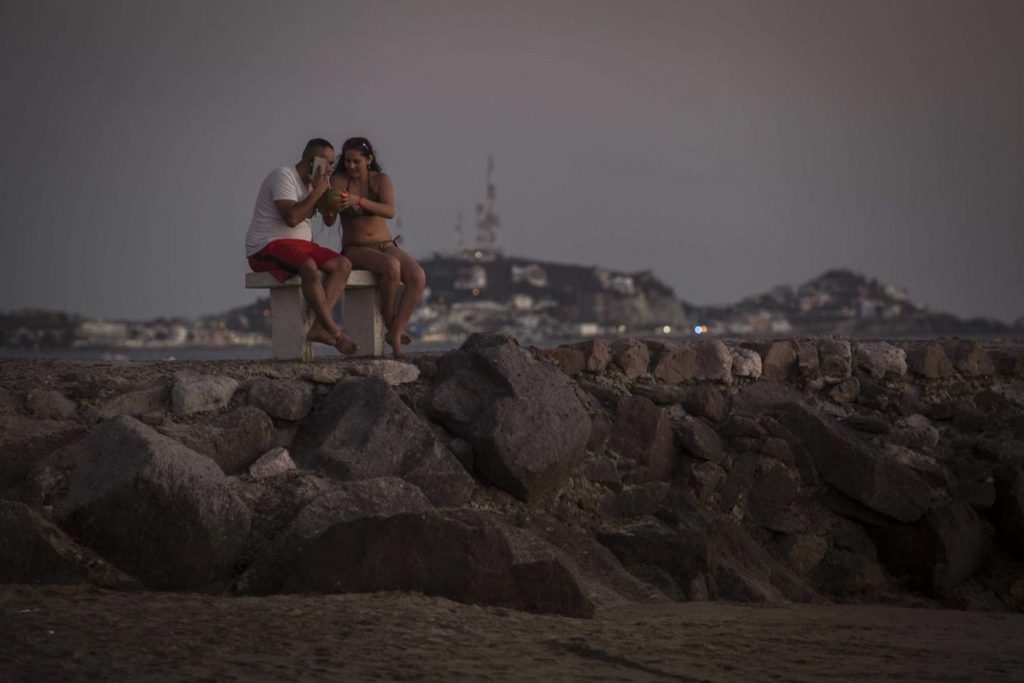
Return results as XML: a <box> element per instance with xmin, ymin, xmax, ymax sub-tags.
<box><xmin>273</xmin><ymin>167</ymin><xmax>330</xmax><ymax>227</ymax></box>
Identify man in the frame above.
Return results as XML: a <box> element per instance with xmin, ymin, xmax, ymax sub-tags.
<box><xmin>245</xmin><ymin>138</ymin><xmax>356</xmax><ymax>354</ymax></box>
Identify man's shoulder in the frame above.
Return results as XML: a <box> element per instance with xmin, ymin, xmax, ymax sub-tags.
<box><xmin>266</xmin><ymin>166</ymin><xmax>298</xmax><ymax>183</ymax></box>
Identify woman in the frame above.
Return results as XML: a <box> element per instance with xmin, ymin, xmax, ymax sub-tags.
<box><xmin>322</xmin><ymin>137</ymin><xmax>425</xmax><ymax>358</ymax></box>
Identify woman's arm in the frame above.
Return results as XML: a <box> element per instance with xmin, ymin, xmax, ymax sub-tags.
<box><xmin>348</xmin><ymin>173</ymin><xmax>396</xmax><ymax>219</ymax></box>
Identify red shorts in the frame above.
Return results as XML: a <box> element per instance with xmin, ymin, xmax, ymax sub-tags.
<box><xmin>248</xmin><ymin>239</ymin><xmax>343</xmax><ymax>282</ymax></box>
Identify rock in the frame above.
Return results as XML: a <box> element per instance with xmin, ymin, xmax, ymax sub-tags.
<box><xmin>682</xmin><ymin>459</ymin><xmax>726</xmax><ymax>505</ymax></box>
<box><xmin>533</xmin><ymin>346</ymin><xmax>585</xmax><ymax>377</ymax></box>
<box><xmin>160</xmin><ymin>406</ymin><xmax>278</xmax><ymax>475</ymax></box>
<box><xmin>760</xmin><ymin>437</ymin><xmax>794</xmax><ymax>465</ymax></box>
<box><xmin>719</xmin><ymin>415</ymin><xmax>767</xmax><ymax>440</ymax></box>
<box><xmin>877</xmin><ymin>501</ymin><xmax>992</xmax><ymax>595</ymax></box>
<box><xmin>427</xmin><ymin>334</ymin><xmax>589</xmax><ymax>501</ymax></box>
<box><xmin>812</xmin><ymin>548</ymin><xmax>885</xmax><ymax>595</ymax></box>
<box><xmin>891</xmin><ymin>414</ymin><xmax>940</xmax><ymax>451</ymax></box>
<box><xmin>567</xmin><ymin>339</ymin><xmax>611</xmax><ymax>374</ymax></box>
<box><xmin>694</xmin><ymin>340</ymin><xmax>732</xmax><ymax>384</ymax></box>
<box><xmin>773</xmin><ymin>402</ymin><xmax>934</xmax><ymax>523</ymax></box>
<box><xmin>796</xmin><ymin>340</ymin><xmax>820</xmax><ymax>381</ymax></box>
<box><xmin>610</xmin><ymin>396</ymin><xmax>676</xmax><ymax>482</ymax></box>
<box><xmin>296</xmin><ymin>377</ymin><xmax>474</xmax><ymax>506</ymax></box>
<box><xmin>854</xmin><ymin>342</ymin><xmax>907</xmax><ymax>380</ymax></box>
<box><xmin>171</xmin><ymin>371</ymin><xmax>239</xmax><ymax>416</ymax></box>
<box><xmin>0</xmin><ymin>500</ymin><xmax>139</xmax><ymax>588</ymax></box>
<box><xmin>676</xmin><ymin>416</ymin><xmax>729</xmax><ymax>467</ymax></box>
<box><xmin>604</xmin><ymin>482</ymin><xmax>671</xmax><ymax>517</ymax></box>
<box><xmin>907</xmin><ymin>343</ymin><xmax>954</xmax><ymax>379</ymax></box>
<box><xmin>248</xmin><ymin>447</ymin><xmax>296</xmax><ymax>479</ymax></box>
<box><xmin>584</xmin><ymin>457</ymin><xmax>622</xmax><ymax>491</ymax></box>
<box><xmin>633</xmin><ymin>384</ymin><xmax>687</xmax><ymax>405</ymax></box>
<box><xmin>94</xmin><ymin>383</ymin><xmax>169</xmax><ymax>420</ymax></box>
<box><xmin>762</xmin><ymin>341</ymin><xmax>799</xmax><ymax>382</ymax></box>
<box><xmin>681</xmin><ymin>384</ymin><xmax>729</xmax><ymax>423</ymax></box>
<box><xmin>282</xmin><ymin>510</ymin><xmax>595</xmax><ymax>618</ymax></box>
<box><xmin>989</xmin><ymin>347</ymin><xmax>1024</xmax><ymax>376</ymax></box>
<box><xmin>651</xmin><ymin>344</ymin><xmax>696</xmax><ymax>384</ymax></box>
<box><xmin>56</xmin><ymin>416</ymin><xmax>250</xmax><ymax>589</ymax></box>
<box><xmin>952</xmin><ymin>341</ymin><xmax>996</xmax><ymax>377</ymax></box>
<box><xmin>730</xmin><ymin>347</ymin><xmax>762</xmax><ymax>380</ymax></box>
<box><xmin>235</xmin><ymin>477</ymin><xmax>433</xmax><ymax>595</ymax></box>
<box><xmin>247</xmin><ymin>378</ymin><xmax>314</xmax><ymax>421</ymax></box>
<box><xmin>610</xmin><ymin>339</ymin><xmax>650</xmax><ymax>380</ymax></box>
<box><xmin>0</xmin><ymin>416</ymin><xmax>86</xmax><ymax>495</ymax></box>
<box><xmin>845</xmin><ymin>412</ymin><xmax>891</xmax><ymax>434</ymax></box>
<box><xmin>776</xmin><ymin>534</ymin><xmax>828</xmax><ymax>575</ymax></box>
<box><xmin>598</xmin><ymin>515</ymin><xmax>818</xmax><ymax>603</ymax></box>
<box><xmin>993</xmin><ymin>465</ymin><xmax>1024</xmax><ymax>558</ymax></box>
<box><xmin>307</xmin><ymin>360</ymin><xmax>421</xmax><ymax>386</ymax></box>
<box><xmin>829</xmin><ymin>377</ymin><xmax>860</xmax><ymax>403</ymax></box>
<box><xmin>25</xmin><ymin>390</ymin><xmax>77</xmax><ymax>420</ymax></box>
<box><xmin>818</xmin><ymin>338</ymin><xmax>852</xmax><ymax>383</ymax></box>
<box><xmin>743</xmin><ymin>456</ymin><xmax>802</xmax><ymax>528</ymax></box>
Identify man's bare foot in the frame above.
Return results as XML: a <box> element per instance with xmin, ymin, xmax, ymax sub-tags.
<box><xmin>307</xmin><ymin>325</ymin><xmax>358</xmax><ymax>355</ymax></box>
<box><xmin>385</xmin><ymin>330</ymin><xmax>406</xmax><ymax>359</ymax></box>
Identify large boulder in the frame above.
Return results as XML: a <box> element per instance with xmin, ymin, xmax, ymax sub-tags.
<box><xmin>610</xmin><ymin>339</ymin><xmax>650</xmax><ymax>380</ymax></box>
<box><xmin>818</xmin><ymin>338</ymin><xmax>852</xmax><ymax>383</ymax></box>
<box><xmin>773</xmin><ymin>402</ymin><xmax>934</xmax><ymax>523</ymax></box>
<box><xmin>247</xmin><ymin>378</ymin><xmax>314</xmax><ymax>421</ymax></box>
<box><xmin>427</xmin><ymin>334</ymin><xmax>590</xmax><ymax>501</ymax></box>
<box><xmin>0</xmin><ymin>499</ymin><xmax>138</xmax><ymax>588</ymax></box>
<box><xmin>907</xmin><ymin>343</ymin><xmax>954</xmax><ymax>379</ymax></box>
<box><xmin>171</xmin><ymin>371</ymin><xmax>239</xmax><ymax>416</ymax></box>
<box><xmin>993</xmin><ymin>465</ymin><xmax>1024</xmax><ymax>558</ymax></box>
<box><xmin>159</xmin><ymin>406</ymin><xmax>278</xmax><ymax>475</ymax></box>
<box><xmin>876</xmin><ymin>501</ymin><xmax>993</xmax><ymax>595</ymax></box>
<box><xmin>730</xmin><ymin>347</ymin><xmax>763</xmax><ymax>380</ymax></box>
<box><xmin>610</xmin><ymin>396</ymin><xmax>676</xmax><ymax>482</ymax></box>
<box><xmin>597</xmin><ymin>514</ymin><xmax>819</xmax><ymax>603</ymax></box>
<box><xmin>56</xmin><ymin>416</ymin><xmax>251</xmax><ymax>589</ymax></box>
<box><xmin>281</xmin><ymin>509</ymin><xmax>595</xmax><ymax>617</ymax></box>
<box><xmin>694</xmin><ymin>340</ymin><xmax>733</xmax><ymax>384</ymax></box>
<box><xmin>235</xmin><ymin>477</ymin><xmax>433</xmax><ymax>595</ymax></box>
<box><xmin>293</xmin><ymin>377</ymin><xmax>474</xmax><ymax>506</ymax></box>
<box><xmin>25</xmin><ymin>390</ymin><xmax>77</xmax><ymax>420</ymax></box>
<box><xmin>854</xmin><ymin>342</ymin><xmax>907</xmax><ymax>380</ymax></box>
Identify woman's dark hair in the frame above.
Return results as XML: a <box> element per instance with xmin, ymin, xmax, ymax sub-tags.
<box><xmin>340</xmin><ymin>137</ymin><xmax>383</xmax><ymax>172</ymax></box>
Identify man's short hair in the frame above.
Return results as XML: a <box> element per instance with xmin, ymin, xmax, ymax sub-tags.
<box><xmin>302</xmin><ymin>138</ymin><xmax>334</xmax><ymax>160</ymax></box>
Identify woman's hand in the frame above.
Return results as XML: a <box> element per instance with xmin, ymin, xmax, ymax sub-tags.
<box><xmin>339</xmin><ymin>192</ymin><xmax>362</xmax><ymax>213</ymax></box>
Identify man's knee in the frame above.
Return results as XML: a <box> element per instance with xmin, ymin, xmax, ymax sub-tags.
<box><xmin>323</xmin><ymin>255</ymin><xmax>352</xmax><ymax>277</ymax></box>
<box><xmin>297</xmin><ymin>259</ymin><xmax>319</xmax><ymax>278</ymax></box>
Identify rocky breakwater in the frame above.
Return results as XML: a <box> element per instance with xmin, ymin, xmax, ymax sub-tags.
<box><xmin>2</xmin><ymin>335</ymin><xmax>1024</xmax><ymax>617</ymax></box>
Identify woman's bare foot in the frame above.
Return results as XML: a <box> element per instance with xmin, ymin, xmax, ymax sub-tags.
<box><xmin>385</xmin><ymin>330</ymin><xmax>406</xmax><ymax>359</ymax></box>
<box><xmin>308</xmin><ymin>325</ymin><xmax>358</xmax><ymax>355</ymax></box>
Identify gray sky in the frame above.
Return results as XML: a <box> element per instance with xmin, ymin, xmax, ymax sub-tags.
<box><xmin>1</xmin><ymin>0</ymin><xmax>1021</xmax><ymax>322</ymax></box>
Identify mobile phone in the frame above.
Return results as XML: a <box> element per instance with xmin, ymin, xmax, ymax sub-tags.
<box><xmin>311</xmin><ymin>157</ymin><xmax>327</xmax><ymax>178</ymax></box>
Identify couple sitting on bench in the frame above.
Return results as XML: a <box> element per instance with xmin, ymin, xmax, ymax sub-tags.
<box><xmin>245</xmin><ymin>137</ymin><xmax>425</xmax><ymax>358</ymax></box>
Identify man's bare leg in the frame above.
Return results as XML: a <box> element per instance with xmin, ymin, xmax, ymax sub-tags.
<box><xmin>298</xmin><ymin>258</ymin><xmax>357</xmax><ymax>355</ymax></box>
<box><xmin>382</xmin><ymin>247</ymin><xmax>426</xmax><ymax>358</ymax></box>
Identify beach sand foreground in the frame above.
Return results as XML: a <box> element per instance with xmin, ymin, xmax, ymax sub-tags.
<box><xmin>2</xmin><ymin>585</ymin><xmax>1022</xmax><ymax>681</ymax></box>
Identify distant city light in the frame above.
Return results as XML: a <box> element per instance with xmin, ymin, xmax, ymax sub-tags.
<box><xmin>617</xmin><ymin>325</ymin><xmax>626</xmax><ymax>334</ymax></box>
<box><xmin>474</xmin><ymin>250</ymin><xmax>483</xmax><ymax>260</ymax></box>
<box><xmin>694</xmin><ymin>324</ymin><xmax>707</xmax><ymax>335</ymax></box>
<box><xmin>471</xmin><ymin>288</ymin><xmax>480</xmax><ymax>296</ymax></box>
<box><xmin>662</xmin><ymin>325</ymin><xmax>671</xmax><ymax>334</ymax></box>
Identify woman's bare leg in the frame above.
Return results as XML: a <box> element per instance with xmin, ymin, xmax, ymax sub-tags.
<box><xmin>344</xmin><ymin>247</ymin><xmax>403</xmax><ymax>354</ymax></box>
<box><xmin>381</xmin><ymin>246</ymin><xmax>426</xmax><ymax>358</ymax></box>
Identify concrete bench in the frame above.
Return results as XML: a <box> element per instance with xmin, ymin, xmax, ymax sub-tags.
<box><xmin>245</xmin><ymin>270</ymin><xmax>384</xmax><ymax>360</ymax></box>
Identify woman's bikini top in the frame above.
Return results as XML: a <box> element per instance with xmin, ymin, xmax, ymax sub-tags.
<box><xmin>341</xmin><ymin>173</ymin><xmax>381</xmax><ymax>217</ymax></box>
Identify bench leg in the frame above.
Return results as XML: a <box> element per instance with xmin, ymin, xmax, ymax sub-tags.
<box><xmin>344</xmin><ymin>288</ymin><xmax>384</xmax><ymax>357</ymax></box>
<box><xmin>270</xmin><ymin>287</ymin><xmax>313</xmax><ymax>361</ymax></box>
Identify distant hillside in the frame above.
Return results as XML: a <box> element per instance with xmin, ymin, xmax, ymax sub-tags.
<box><xmin>422</xmin><ymin>252</ymin><xmax>691</xmax><ymax>327</ymax></box>
<box><xmin>697</xmin><ymin>268</ymin><xmax>1015</xmax><ymax>336</ymax></box>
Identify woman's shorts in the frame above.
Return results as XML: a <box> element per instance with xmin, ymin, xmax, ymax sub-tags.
<box><xmin>247</xmin><ymin>239</ymin><xmax>343</xmax><ymax>282</ymax></box>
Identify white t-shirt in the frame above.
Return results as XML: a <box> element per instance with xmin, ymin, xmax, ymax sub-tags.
<box><xmin>245</xmin><ymin>166</ymin><xmax>312</xmax><ymax>257</ymax></box>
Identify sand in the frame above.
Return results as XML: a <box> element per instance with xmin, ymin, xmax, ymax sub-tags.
<box><xmin>2</xmin><ymin>586</ymin><xmax>1022</xmax><ymax>681</ymax></box>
